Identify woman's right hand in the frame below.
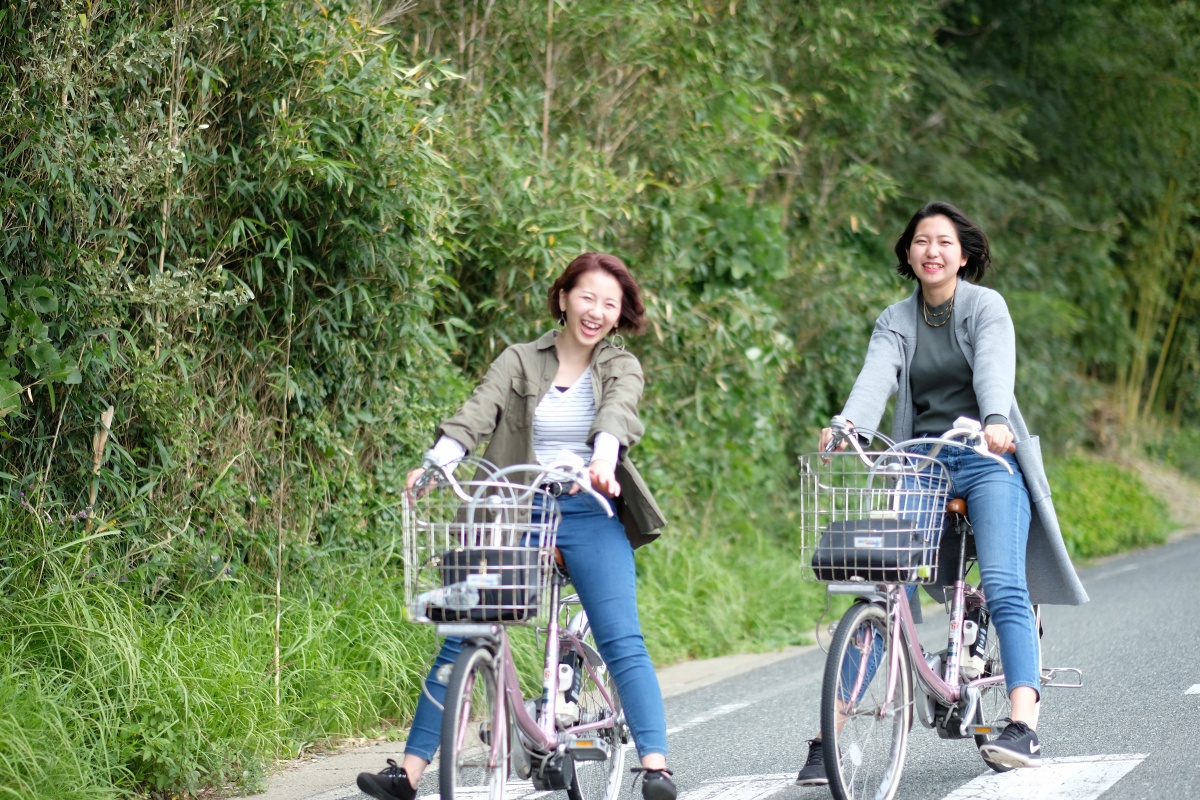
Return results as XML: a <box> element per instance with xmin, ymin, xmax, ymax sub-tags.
<box><xmin>406</xmin><ymin>466</ymin><xmax>431</xmax><ymax>498</ymax></box>
<box><xmin>819</xmin><ymin>427</ymin><xmax>849</xmax><ymax>452</ymax></box>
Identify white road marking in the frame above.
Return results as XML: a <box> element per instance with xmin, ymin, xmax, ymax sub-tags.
<box><xmin>940</xmin><ymin>754</ymin><xmax>1148</xmax><ymax>800</ymax></box>
<box><xmin>1089</xmin><ymin>563</ymin><xmax>1140</xmax><ymax>581</ymax></box>
<box><xmin>678</xmin><ymin>772</ymin><xmax>793</xmax><ymax>800</ymax></box>
<box><xmin>411</xmin><ymin>752</ymin><xmax>1149</xmax><ymax>800</ymax></box>
<box><xmin>427</xmin><ymin>781</ymin><xmax>548</xmax><ymax>799</ymax></box>
<box><xmin>1186</xmin><ymin>684</ymin><xmax>1200</xmax><ymax>695</ymax></box>
<box><xmin>665</xmin><ymin>701</ymin><xmax>752</xmax><ymax>735</ymax></box>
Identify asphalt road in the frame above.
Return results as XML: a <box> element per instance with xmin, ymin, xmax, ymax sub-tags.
<box><xmin>657</xmin><ymin>533</ymin><xmax>1200</xmax><ymax>800</ymax></box>
<box><xmin>236</xmin><ymin>532</ymin><xmax>1200</xmax><ymax>800</ymax></box>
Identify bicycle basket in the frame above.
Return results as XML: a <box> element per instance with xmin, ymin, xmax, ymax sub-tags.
<box><xmin>798</xmin><ymin>450</ymin><xmax>951</xmax><ymax>585</ymax></box>
<box><xmin>403</xmin><ymin>475</ymin><xmax>560</xmax><ymax>625</ymax></box>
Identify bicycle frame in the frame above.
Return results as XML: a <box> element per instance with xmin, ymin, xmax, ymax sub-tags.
<box><xmin>835</xmin><ymin>524</ymin><xmax>1003</xmax><ymax>739</ymax></box>
<box><xmin>440</xmin><ymin>575</ymin><xmax>622</xmax><ymax>770</ymax></box>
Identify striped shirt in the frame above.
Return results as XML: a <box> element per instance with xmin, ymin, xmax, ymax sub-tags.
<box><xmin>534</xmin><ymin>370</ymin><xmax>597</xmax><ymax>465</ymax></box>
<box><xmin>426</xmin><ymin>369</ymin><xmax>619</xmax><ymax>470</ymax></box>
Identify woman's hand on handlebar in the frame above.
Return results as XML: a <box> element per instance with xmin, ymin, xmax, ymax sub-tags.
<box><xmin>983</xmin><ymin>423</ymin><xmax>1016</xmax><ymax>455</ymax></box>
<box><xmin>405</xmin><ymin>466</ymin><xmax>436</xmax><ymax>498</ymax></box>
<box><xmin>819</xmin><ymin>427</ymin><xmax>849</xmax><ymax>453</ymax></box>
<box><xmin>582</xmin><ymin>458</ymin><xmax>621</xmax><ymax>498</ymax></box>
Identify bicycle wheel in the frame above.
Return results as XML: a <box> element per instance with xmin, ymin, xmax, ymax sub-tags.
<box><xmin>821</xmin><ymin>601</ymin><xmax>911</xmax><ymax>800</ymax></box>
<box><xmin>566</xmin><ymin>635</ymin><xmax>626</xmax><ymax>800</ymax></box>
<box><xmin>440</xmin><ymin>644</ymin><xmax>508</xmax><ymax>800</ymax></box>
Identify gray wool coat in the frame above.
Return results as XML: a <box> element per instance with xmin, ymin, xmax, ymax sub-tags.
<box><xmin>841</xmin><ymin>280</ymin><xmax>1089</xmax><ymax>607</ymax></box>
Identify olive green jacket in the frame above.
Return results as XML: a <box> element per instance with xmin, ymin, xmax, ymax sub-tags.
<box><xmin>437</xmin><ymin>330</ymin><xmax>668</xmax><ymax>548</ymax></box>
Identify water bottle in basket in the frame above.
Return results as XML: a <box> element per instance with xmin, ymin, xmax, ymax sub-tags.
<box><xmin>440</xmin><ymin>582</ymin><xmax>482</xmax><ymax>611</ymax></box>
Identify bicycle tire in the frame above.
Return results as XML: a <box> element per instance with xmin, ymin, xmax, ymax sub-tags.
<box><xmin>821</xmin><ymin>601</ymin><xmax>911</xmax><ymax>800</ymax></box>
<box><xmin>565</xmin><ymin>634</ymin><xmax>626</xmax><ymax>800</ymax></box>
<box><xmin>440</xmin><ymin>644</ymin><xmax>508</xmax><ymax>800</ymax></box>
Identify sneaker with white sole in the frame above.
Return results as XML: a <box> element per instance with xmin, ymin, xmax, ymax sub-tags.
<box><xmin>979</xmin><ymin>719</ymin><xmax>1043</xmax><ymax>769</ymax></box>
<box><xmin>794</xmin><ymin>738</ymin><xmax>828</xmax><ymax>786</ymax></box>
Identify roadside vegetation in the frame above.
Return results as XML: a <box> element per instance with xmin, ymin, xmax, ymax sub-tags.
<box><xmin>0</xmin><ymin>1</ymin><xmax>1195</xmax><ymax>797</ymax></box>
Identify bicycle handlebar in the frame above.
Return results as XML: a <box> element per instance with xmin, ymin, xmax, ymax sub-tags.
<box><xmin>827</xmin><ymin>415</ymin><xmax>1014</xmax><ymax>475</ymax></box>
<box><xmin>413</xmin><ymin>450</ymin><xmax>615</xmax><ymax>516</ymax></box>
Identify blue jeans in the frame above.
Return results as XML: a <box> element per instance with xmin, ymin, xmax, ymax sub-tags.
<box><xmin>405</xmin><ymin>492</ymin><xmax>668</xmax><ymax>761</ymax></box>
<box><xmin>837</xmin><ymin>445</ymin><xmax>1040</xmax><ymax>700</ymax></box>
<box><xmin>916</xmin><ymin>443</ymin><xmax>1040</xmax><ymax>696</ymax></box>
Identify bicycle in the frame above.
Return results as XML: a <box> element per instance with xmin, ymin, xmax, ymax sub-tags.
<box><xmin>798</xmin><ymin>416</ymin><xmax>1082</xmax><ymax>800</ymax></box>
<box><xmin>403</xmin><ymin>453</ymin><xmax>629</xmax><ymax>800</ymax></box>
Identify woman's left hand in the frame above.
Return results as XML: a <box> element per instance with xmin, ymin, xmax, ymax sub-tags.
<box><xmin>578</xmin><ymin>458</ymin><xmax>621</xmax><ymax>497</ymax></box>
<box><xmin>983</xmin><ymin>423</ymin><xmax>1016</xmax><ymax>455</ymax></box>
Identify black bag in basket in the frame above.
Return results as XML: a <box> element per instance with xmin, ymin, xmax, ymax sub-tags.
<box><xmin>427</xmin><ymin>546</ymin><xmax>540</xmax><ymax>623</ymax></box>
<box><xmin>811</xmin><ymin>518</ymin><xmax>925</xmax><ymax>583</ymax></box>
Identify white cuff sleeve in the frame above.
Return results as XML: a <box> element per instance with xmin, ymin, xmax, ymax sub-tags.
<box><xmin>590</xmin><ymin>432</ymin><xmax>620</xmax><ymax>467</ymax></box>
<box><xmin>424</xmin><ymin>436</ymin><xmax>466</xmax><ymax>469</ymax></box>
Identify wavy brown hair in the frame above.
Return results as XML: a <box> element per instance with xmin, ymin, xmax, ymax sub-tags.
<box><xmin>547</xmin><ymin>252</ymin><xmax>646</xmax><ymax>334</ymax></box>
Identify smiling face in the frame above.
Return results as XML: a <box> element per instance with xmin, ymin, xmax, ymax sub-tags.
<box><xmin>906</xmin><ymin>214</ymin><xmax>968</xmax><ymax>305</ymax></box>
<box><xmin>559</xmin><ymin>268</ymin><xmax>623</xmax><ymax>350</ymax></box>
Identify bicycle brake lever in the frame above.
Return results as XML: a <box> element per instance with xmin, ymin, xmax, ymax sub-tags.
<box><xmin>971</xmin><ymin>443</ymin><xmax>1015</xmax><ymax>474</ymax></box>
<box><xmin>547</xmin><ymin>451</ymin><xmax>615</xmax><ymax>517</ymax></box>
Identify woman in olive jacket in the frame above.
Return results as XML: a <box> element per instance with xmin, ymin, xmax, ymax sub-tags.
<box><xmin>358</xmin><ymin>253</ymin><xmax>675</xmax><ymax>800</ymax></box>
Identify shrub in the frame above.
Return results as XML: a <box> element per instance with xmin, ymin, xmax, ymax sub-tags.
<box><xmin>1049</xmin><ymin>454</ymin><xmax>1171</xmax><ymax>560</ymax></box>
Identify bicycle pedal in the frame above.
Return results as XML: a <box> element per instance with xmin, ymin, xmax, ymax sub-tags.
<box><xmin>566</xmin><ymin>734</ymin><xmax>612</xmax><ymax>762</ymax></box>
<box><xmin>1040</xmin><ymin>666</ymin><xmax>1083</xmax><ymax>688</ymax></box>
<box><xmin>968</xmin><ymin>724</ymin><xmax>1000</xmax><ymax>737</ymax></box>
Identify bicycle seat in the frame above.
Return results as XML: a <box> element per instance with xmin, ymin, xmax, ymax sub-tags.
<box><xmin>946</xmin><ymin>498</ymin><xmax>968</xmax><ymax>517</ymax></box>
<box><xmin>553</xmin><ymin>547</ymin><xmax>570</xmax><ymax>580</ymax></box>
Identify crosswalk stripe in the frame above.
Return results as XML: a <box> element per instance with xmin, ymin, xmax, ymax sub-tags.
<box><xmin>373</xmin><ymin>753</ymin><xmax>1151</xmax><ymax>800</ymax></box>
<box><xmin>677</xmin><ymin>772</ymin><xmax>793</xmax><ymax>800</ymax></box>
<box><xmin>940</xmin><ymin>754</ymin><xmax>1148</xmax><ymax>800</ymax></box>
<box><xmin>425</xmin><ymin>782</ymin><xmax>546</xmax><ymax>799</ymax></box>
<box><xmin>1185</xmin><ymin>684</ymin><xmax>1200</xmax><ymax>695</ymax></box>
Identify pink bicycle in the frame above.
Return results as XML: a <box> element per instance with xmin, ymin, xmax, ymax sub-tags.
<box><xmin>798</xmin><ymin>417</ymin><xmax>1082</xmax><ymax>800</ymax></box>
<box><xmin>403</xmin><ymin>455</ymin><xmax>628</xmax><ymax>800</ymax></box>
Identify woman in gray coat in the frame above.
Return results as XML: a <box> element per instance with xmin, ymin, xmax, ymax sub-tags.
<box><xmin>795</xmin><ymin>201</ymin><xmax>1088</xmax><ymax>785</ymax></box>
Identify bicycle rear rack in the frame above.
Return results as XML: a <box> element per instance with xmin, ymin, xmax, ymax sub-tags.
<box><xmin>1040</xmin><ymin>666</ymin><xmax>1083</xmax><ymax>688</ymax></box>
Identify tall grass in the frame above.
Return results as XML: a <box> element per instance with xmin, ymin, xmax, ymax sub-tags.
<box><xmin>637</xmin><ymin>484</ymin><xmax>827</xmax><ymax>664</ymax></box>
<box><xmin>0</xmin><ymin>481</ymin><xmax>823</xmax><ymax>797</ymax></box>
<box><xmin>0</xmin><ymin>513</ymin><xmax>436</xmax><ymax>797</ymax></box>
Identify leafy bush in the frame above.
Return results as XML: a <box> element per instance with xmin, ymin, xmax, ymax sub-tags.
<box><xmin>1050</xmin><ymin>454</ymin><xmax>1171</xmax><ymax>560</ymax></box>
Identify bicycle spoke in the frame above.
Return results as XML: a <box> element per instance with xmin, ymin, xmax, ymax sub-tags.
<box><xmin>822</xmin><ymin>602</ymin><xmax>911</xmax><ymax>800</ymax></box>
<box><xmin>441</xmin><ymin>646</ymin><xmax>508</xmax><ymax>800</ymax></box>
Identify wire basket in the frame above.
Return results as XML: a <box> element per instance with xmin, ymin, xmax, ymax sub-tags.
<box><xmin>403</xmin><ymin>471</ymin><xmax>560</xmax><ymax>625</ymax></box>
<box><xmin>798</xmin><ymin>450</ymin><xmax>952</xmax><ymax>585</ymax></box>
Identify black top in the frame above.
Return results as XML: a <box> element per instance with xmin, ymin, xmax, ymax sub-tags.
<box><xmin>911</xmin><ymin>297</ymin><xmax>981</xmax><ymax>436</ymax></box>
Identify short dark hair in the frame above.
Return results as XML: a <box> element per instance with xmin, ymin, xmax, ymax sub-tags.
<box><xmin>893</xmin><ymin>201</ymin><xmax>991</xmax><ymax>283</ymax></box>
<box><xmin>547</xmin><ymin>253</ymin><xmax>646</xmax><ymax>334</ymax></box>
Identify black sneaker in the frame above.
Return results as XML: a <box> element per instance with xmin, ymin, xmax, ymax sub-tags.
<box><xmin>794</xmin><ymin>738</ymin><xmax>828</xmax><ymax>786</ymax></box>
<box><xmin>357</xmin><ymin>759</ymin><xmax>418</xmax><ymax>800</ymax></box>
<box><xmin>631</xmin><ymin>767</ymin><xmax>677</xmax><ymax>800</ymax></box>
<box><xmin>979</xmin><ymin>719</ymin><xmax>1043</xmax><ymax>769</ymax></box>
